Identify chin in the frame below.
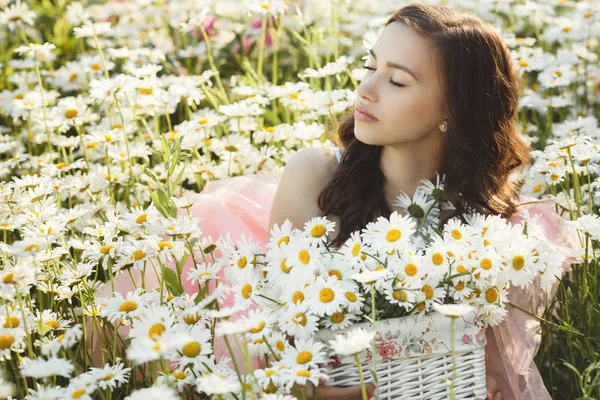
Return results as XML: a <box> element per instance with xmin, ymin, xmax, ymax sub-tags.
<box><xmin>354</xmin><ymin>125</ymin><xmax>380</xmax><ymax>145</ymax></box>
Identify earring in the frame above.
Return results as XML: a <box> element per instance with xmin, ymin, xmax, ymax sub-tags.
<box><xmin>440</xmin><ymin>123</ymin><xmax>446</xmax><ymax>131</ymax></box>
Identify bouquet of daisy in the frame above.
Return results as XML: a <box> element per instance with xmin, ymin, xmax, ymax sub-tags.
<box><xmin>214</xmin><ymin>176</ymin><xmax>569</xmax><ymax>398</ymax></box>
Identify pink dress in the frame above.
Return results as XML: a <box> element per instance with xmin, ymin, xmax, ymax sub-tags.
<box><xmin>103</xmin><ymin>148</ymin><xmax>580</xmax><ymax>398</ymax></box>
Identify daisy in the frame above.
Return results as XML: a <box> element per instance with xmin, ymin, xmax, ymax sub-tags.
<box><xmin>73</xmin><ymin>21</ymin><xmax>112</xmax><ymax>38</ymax></box>
<box><xmin>232</xmin><ymin>275</ymin><xmax>261</xmax><ymax>309</ymax></box>
<box><xmin>361</xmin><ymin>211</ymin><xmax>415</xmax><ymax>254</ymax></box>
<box><xmin>280</xmin><ymin>365</ymin><xmax>328</xmax><ymax>392</ymax></box>
<box><xmin>383</xmin><ymin>283</ymin><xmax>416</xmax><ymax>311</ymax></box>
<box><xmin>280</xmin><ymin>303</ymin><xmax>319</xmax><ymax>340</ymax></box>
<box><xmin>88</xmin><ymin>363</ymin><xmax>131</xmax><ymax>390</ymax></box>
<box><xmin>339</xmin><ymin>231</ymin><xmax>369</xmax><ymax>269</ymax></box>
<box><xmin>19</xmin><ymin>356</ymin><xmax>74</xmax><ymax>379</ymax></box>
<box><xmin>128</xmin><ymin>305</ymin><xmax>175</xmax><ymax>343</ymax></box>
<box><xmin>174</xmin><ymin>325</ymin><xmax>213</xmax><ymax>368</ymax></box>
<box><xmin>321</xmin><ymin>310</ymin><xmax>359</xmax><ymax>331</ymax></box>
<box><xmin>241</xmin><ymin>309</ymin><xmax>274</xmax><ymax>343</ymax></box>
<box><xmin>196</xmin><ymin>373</ymin><xmax>241</xmax><ymax>396</ymax></box>
<box><xmin>281</xmin><ymin>338</ymin><xmax>326</xmax><ymax>369</ymax></box>
<box><xmin>303</xmin><ymin>216</ymin><xmax>336</xmax><ymax>242</ymax></box>
<box><xmin>318</xmin><ymin>254</ymin><xmax>355</xmax><ymax>282</ymax></box>
<box><xmin>307</xmin><ymin>276</ymin><xmax>347</xmax><ymax>317</ymax></box>
<box><xmin>329</xmin><ymin>327</ymin><xmax>376</xmax><ymax>356</ymax></box>
<box><xmin>432</xmin><ymin>303</ymin><xmax>475</xmax><ymax>318</ymax></box>
<box><xmin>245</xmin><ymin>0</ymin><xmax>288</xmax><ymax>16</ymax></box>
<box><xmin>282</xmin><ymin>236</ymin><xmax>322</xmax><ymax>277</ymax></box>
<box><xmin>503</xmin><ymin>240</ymin><xmax>538</xmax><ymax>288</ymax></box>
<box><xmin>14</xmin><ymin>43</ymin><xmax>56</xmax><ymax>62</ymax></box>
<box><xmin>471</xmin><ymin>245</ymin><xmax>503</xmax><ymax>280</ymax></box>
<box><xmin>102</xmin><ymin>288</ymin><xmax>148</xmax><ymax>324</ymax></box>
<box><xmin>0</xmin><ymin>0</ymin><xmax>36</xmax><ymax>30</ymax></box>
<box><xmin>157</xmin><ymin>369</ymin><xmax>195</xmax><ymax>392</ymax></box>
<box><xmin>393</xmin><ymin>251</ymin><xmax>425</xmax><ymax>286</ymax></box>
<box><xmin>187</xmin><ymin>262</ymin><xmax>221</xmax><ymax>286</ymax></box>
<box><xmin>125</xmin><ymin>386</ymin><xmax>180</xmax><ymax>400</ymax></box>
<box><xmin>0</xmin><ymin>328</ymin><xmax>26</xmax><ymax>361</ymax></box>
<box><xmin>414</xmin><ymin>277</ymin><xmax>445</xmax><ymax>313</ymax></box>
<box><xmin>393</xmin><ymin>189</ymin><xmax>437</xmax><ymax>225</ymax></box>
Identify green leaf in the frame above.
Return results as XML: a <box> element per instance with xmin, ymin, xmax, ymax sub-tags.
<box><xmin>160</xmin><ymin>133</ymin><xmax>171</xmax><ymax>164</ymax></box>
<box><xmin>172</xmin><ymin>165</ymin><xmax>186</xmax><ymax>188</ymax></box>
<box><xmin>163</xmin><ymin>267</ymin><xmax>183</xmax><ymax>297</ymax></box>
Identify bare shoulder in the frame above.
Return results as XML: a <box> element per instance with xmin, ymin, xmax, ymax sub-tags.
<box><xmin>268</xmin><ymin>147</ymin><xmax>339</xmax><ymax>231</ymax></box>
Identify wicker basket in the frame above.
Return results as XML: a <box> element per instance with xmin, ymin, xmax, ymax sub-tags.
<box><xmin>315</xmin><ymin>310</ymin><xmax>488</xmax><ymax>400</ymax></box>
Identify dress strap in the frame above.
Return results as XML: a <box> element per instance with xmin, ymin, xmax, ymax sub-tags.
<box><xmin>333</xmin><ymin>147</ymin><xmax>342</xmax><ymax>165</ymax></box>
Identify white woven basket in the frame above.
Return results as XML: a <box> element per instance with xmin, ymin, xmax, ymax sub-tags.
<box><xmin>315</xmin><ymin>311</ymin><xmax>488</xmax><ymax>400</ymax></box>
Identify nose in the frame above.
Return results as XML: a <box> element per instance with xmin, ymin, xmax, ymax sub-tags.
<box><xmin>356</xmin><ymin>73</ymin><xmax>379</xmax><ymax>103</ymax></box>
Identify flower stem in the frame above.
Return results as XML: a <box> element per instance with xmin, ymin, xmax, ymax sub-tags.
<box><xmin>355</xmin><ymin>353</ymin><xmax>368</xmax><ymax>400</ymax></box>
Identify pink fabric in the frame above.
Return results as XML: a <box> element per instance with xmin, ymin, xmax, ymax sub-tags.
<box><xmin>486</xmin><ymin>196</ymin><xmax>581</xmax><ymax>400</ymax></box>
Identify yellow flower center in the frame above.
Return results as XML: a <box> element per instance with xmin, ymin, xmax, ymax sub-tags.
<box><xmin>319</xmin><ymin>288</ymin><xmax>334</xmax><ymax>303</ymax></box>
<box><xmin>512</xmin><ymin>255</ymin><xmax>525</xmax><ymax>270</ymax></box>
<box><xmin>480</xmin><ymin>258</ymin><xmax>493</xmax><ymax>270</ymax></box>
<box><xmin>56</xmin><ymin>162</ymin><xmax>69</xmax><ymax>169</ymax></box>
<box><xmin>451</xmin><ymin>229</ymin><xmax>462</xmax><ymax>240</ymax></box>
<box><xmin>182</xmin><ymin>341</ymin><xmax>201</xmax><ymax>357</ymax></box>
<box><xmin>158</xmin><ymin>241</ymin><xmax>173</xmax><ymax>250</ymax></box>
<box><xmin>330</xmin><ymin>312</ymin><xmax>345</xmax><ymax>324</ymax></box>
<box><xmin>432</xmin><ymin>253</ymin><xmax>444</xmax><ymax>265</ymax></box>
<box><xmin>422</xmin><ymin>284</ymin><xmax>433</xmax><ymax>299</ymax></box>
<box><xmin>277</xmin><ymin>236</ymin><xmax>289</xmax><ymax>247</ymax></box>
<box><xmin>173</xmin><ymin>371</ymin><xmax>186</xmax><ymax>380</ymax></box>
<box><xmin>100</xmin><ymin>245</ymin><xmax>115</xmax><ymax>255</ymax></box>
<box><xmin>533</xmin><ymin>184</ymin><xmax>543</xmax><ymax>193</ymax></box>
<box><xmin>280</xmin><ymin>258</ymin><xmax>292</xmax><ymax>273</ymax></box>
<box><xmin>266</xmin><ymin>369</ymin><xmax>276</xmax><ymax>377</ymax></box>
<box><xmin>71</xmin><ymin>389</ymin><xmax>86</xmax><ymax>398</ymax></box>
<box><xmin>148</xmin><ymin>323</ymin><xmax>166</xmax><ymax>340</ymax></box>
<box><xmin>251</xmin><ymin>321</ymin><xmax>266</xmax><ymax>334</ymax></box>
<box><xmin>276</xmin><ymin>341</ymin><xmax>285</xmax><ymax>351</ymax></box>
<box><xmin>393</xmin><ymin>289</ymin><xmax>407</xmax><ymax>302</ymax></box>
<box><xmin>296</xmin><ymin>351</ymin><xmax>312</xmax><ymax>364</ymax></box>
<box><xmin>328</xmin><ymin>269</ymin><xmax>342</xmax><ymax>280</ymax></box>
<box><xmin>298</xmin><ymin>250</ymin><xmax>310</xmax><ymax>265</ymax></box>
<box><xmin>454</xmin><ymin>281</ymin><xmax>465</xmax><ymax>291</ymax></box>
<box><xmin>518</xmin><ymin>60</ymin><xmax>529</xmax><ymax>67</ymax></box>
<box><xmin>3</xmin><ymin>316</ymin><xmax>19</xmax><ymax>328</ymax></box>
<box><xmin>311</xmin><ymin>224</ymin><xmax>327</xmax><ymax>238</ymax></box>
<box><xmin>198</xmin><ymin>118</ymin><xmax>209</xmax><ymax>124</ymax></box>
<box><xmin>135</xmin><ymin>214</ymin><xmax>147</xmax><ymax>224</ymax></box>
<box><xmin>345</xmin><ymin>292</ymin><xmax>357</xmax><ymax>302</ymax></box>
<box><xmin>0</xmin><ymin>335</ymin><xmax>15</xmax><ymax>349</ymax></box>
<box><xmin>133</xmin><ymin>250</ymin><xmax>146</xmax><ymax>260</ymax></box>
<box><xmin>139</xmin><ymin>87</ymin><xmax>153</xmax><ymax>95</ymax></box>
<box><xmin>237</xmin><ymin>257</ymin><xmax>248</xmax><ymax>269</ymax></box>
<box><xmin>486</xmin><ymin>288</ymin><xmax>498</xmax><ymax>303</ymax></box>
<box><xmin>44</xmin><ymin>320</ymin><xmax>60</xmax><ymax>330</ymax></box>
<box><xmin>297</xmin><ymin>370</ymin><xmax>311</xmax><ymax>377</ymax></box>
<box><xmin>292</xmin><ymin>291</ymin><xmax>304</xmax><ymax>303</ymax></box>
<box><xmin>294</xmin><ymin>313</ymin><xmax>307</xmax><ymax>326</ymax></box>
<box><xmin>351</xmin><ymin>243</ymin><xmax>361</xmax><ymax>257</ymax></box>
<box><xmin>405</xmin><ymin>263</ymin><xmax>417</xmax><ymax>276</ymax></box>
<box><xmin>385</xmin><ymin>228</ymin><xmax>401</xmax><ymax>242</ymax></box>
<box><xmin>118</xmin><ymin>300</ymin><xmax>138</xmax><ymax>312</ymax></box>
<box><xmin>100</xmin><ymin>374</ymin><xmax>113</xmax><ymax>381</ymax></box>
<box><xmin>241</xmin><ymin>284</ymin><xmax>253</xmax><ymax>299</ymax></box>
<box><xmin>184</xmin><ymin>313</ymin><xmax>200</xmax><ymax>325</ymax></box>
<box><xmin>65</xmin><ymin>109</ymin><xmax>78</xmax><ymax>119</ymax></box>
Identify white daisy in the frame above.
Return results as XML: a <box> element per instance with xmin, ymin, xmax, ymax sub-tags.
<box><xmin>280</xmin><ymin>302</ymin><xmax>319</xmax><ymax>340</ymax></box>
<box><xmin>307</xmin><ymin>276</ymin><xmax>347</xmax><ymax>317</ymax></box>
<box><xmin>303</xmin><ymin>216</ymin><xmax>336</xmax><ymax>242</ymax></box>
<box><xmin>281</xmin><ymin>338</ymin><xmax>326</xmax><ymax>369</ymax></box>
<box><xmin>321</xmin><ymin>310</ymin><xmax>359</xmax><ymax>331</ymax></box>
<box><xmin>361</xmin><ymin>211</ymin><xmax>415</xmax><ymax>254</ymax></box>
<box><xmin>329</xmin><ymin>327</ymin><xmax>376</xmax><ymax>356</ymax></box>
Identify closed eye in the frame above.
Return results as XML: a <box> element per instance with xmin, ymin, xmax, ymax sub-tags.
<box><xmin>362</xmin><ymin>64</ymin><xmax>405</xmax><ymax>87</ymax></box>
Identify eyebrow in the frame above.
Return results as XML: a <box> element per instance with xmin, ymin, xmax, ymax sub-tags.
<box><xmin>368</xmin><ymin>48</ymin><xmax>419</xmax><ymax>81</ymax></box>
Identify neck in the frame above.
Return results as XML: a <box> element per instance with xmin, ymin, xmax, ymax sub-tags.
<box><xmin>380</xmin><ymin>140</ymin><xmax>444</xmax><ymax>211</ymax></box>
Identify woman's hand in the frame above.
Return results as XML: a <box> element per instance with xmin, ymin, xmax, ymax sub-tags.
<box><xmin>487</xmin><ymin>374</ymin><xmax>502</xmax><ymax>400</ymax></box>
<box><xmin>301</xmin><ymin>381</ymin><xmax>369</xmax><ymax>400</ymax></box>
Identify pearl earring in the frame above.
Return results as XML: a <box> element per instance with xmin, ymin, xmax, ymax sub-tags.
<box><xmin>440</xmin><ymin>123</ymin><xmax>446</xmax><ymax>131</ymax></box>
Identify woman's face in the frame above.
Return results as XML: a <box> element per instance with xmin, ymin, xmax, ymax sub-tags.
<box><xmin>354</xmin><ymin>22</ymin><xmax>447</xmax><ymax>147</ymax></box>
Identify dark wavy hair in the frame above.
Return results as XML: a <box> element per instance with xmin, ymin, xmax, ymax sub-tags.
<box><xmin>318</xmin><ymin>3</ymin><xmax>531</xmax><ymax>249</ymax></box>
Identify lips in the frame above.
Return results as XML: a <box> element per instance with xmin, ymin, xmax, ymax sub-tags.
<box><xmin>355</xmin><ymin>104</ymin><xmax>377</xmax><ymax>121</ymax></box>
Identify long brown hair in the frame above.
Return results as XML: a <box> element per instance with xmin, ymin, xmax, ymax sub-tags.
<box><xmin>318</xmin><ymin>3</ymin><xmax>531</xmax><ymax>249</ymax></box>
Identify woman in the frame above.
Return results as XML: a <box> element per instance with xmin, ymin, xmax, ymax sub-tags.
<box><xmin>265</xmin><ymin>4</ymin><xmax>573</xmax><ymax>399</ymax></box>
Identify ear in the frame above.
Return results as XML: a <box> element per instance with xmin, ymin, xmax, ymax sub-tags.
<box><xmin>439</xmin><ymin>119</ymin><xmax>448</xmax><ymax>133</ymax></box>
